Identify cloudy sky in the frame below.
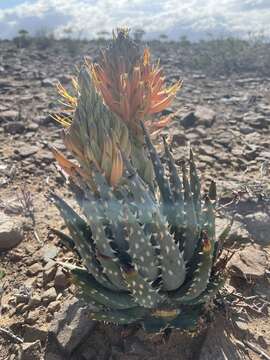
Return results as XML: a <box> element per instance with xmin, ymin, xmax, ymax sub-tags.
<box><xmin>0</xmin><ymin>0</ymin><xmax>269</xmax><ymax>40</ymax></box>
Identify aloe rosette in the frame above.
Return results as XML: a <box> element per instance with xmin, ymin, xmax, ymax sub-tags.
<box><xmin>51</xmin><ymin>29</ymin><xmax>228</xmax><ymax>333</ymax></box>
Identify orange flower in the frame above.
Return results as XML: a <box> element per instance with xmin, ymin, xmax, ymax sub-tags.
<box><xmin>88</xmin><ymin>29</ymin><xmax>181</xmax><ymax>137</ymax></box>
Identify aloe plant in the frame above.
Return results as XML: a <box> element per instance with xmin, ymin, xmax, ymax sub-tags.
<box><xmin>51</xmin><ymin>28</ymin><xmax>228</xmax><ymax>333</ymax></box>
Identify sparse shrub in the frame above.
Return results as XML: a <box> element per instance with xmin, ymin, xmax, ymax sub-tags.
<box><xmin>133</xmin><ymin>27</ymin><xmax>146</xmax><ymax>42</ymax></box>
<box><xmin>14</xmin><ymin>29</ymin><xmax>31</xmax><ymax>48</ymax></box>
<box><xmin>34</xmin><ymin>28</ymin><xmax>55</xmax><ymax>50</ymax></box>
<box><xmin>62</xmin><ymin>27</ymin><xmax>83</xmax><ymax>57</ymax></box>
<box><xmin>188</xmin><ymin>34</ymin><xmax>270</xmax><ymax>76</ymax></box>
<box><xmin>159</xmin><ymin>34</ymin><xmax>168</xmax><ymax>42</ymax></box>
<box><xmin>96</xmin><ymin>30</ymin><xmax>110</xmax><ymax>45</ymax></box>
<box><xmin>179</xmin><ymin>35</ymin><xmax>191</xmax><ymax>48</ymax></box>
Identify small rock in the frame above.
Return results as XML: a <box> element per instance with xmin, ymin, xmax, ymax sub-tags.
<box><xmin>42</xmin><ymin>78</ymin><xmax>57</xmax><ymax>87</ymax></box>
<box><xmin>42</xmin><ymin>244</ymin><xmax>59</xmax><ymax>261</ymax></box>
<box><xmin>0</xmin><ymin>214</ymin><xmax>24</xmax><ymax>251</ymax></box>
<box><xmin>180</xmin><ymin>111</ymin><xmax>197</xmax><ymax>128</ymax></box>
<box><xmin>171</xmin><ymin>129</ymin><xmax>187</xmax><ymax>146</ymax></box>
<box><xmin>194</xmin><ymin>106</ymin><xmax>216</xmax><ymax>127</ymax></box>
<box><xmin>16</xmin><ymin>303</ymin><xmax>28</xmax><ymax>315</ymax></box>
<box><xmin>227</xmin><ymin>220</ymin><xmax>250</xmax><ymax>243</ymax></box>
<box><xmin>35</xmin><ymin>150</ymin><xmax>55</xmax><ymax>165</ymax></box>
<box><xmin>23</xmin><ymin>325</ymin><xmax>48</xmax><ymax>344</ymax></box>
<box><xmin>33</xmin><ymin>115</ymin><xmax>52</xmax><ymax>126</ymax></box>
<box><xmin>42</xmin><ymin>287</ymin><xmax>57</xmax><ymax>305</ymax></box>
<box><xmin>16</xmin><ymin>145</ymin><xmax>39</xmax><ymax>158</ymax></box>
<box><xmin>235</xmin><ymin>320</ymin><xmax>249</xmax><ymax>332</ymax></box>
<box><xmin>27</xmin><ymin>263</ymin><xmax>43</xmax><ymax>276</ymax></box>
<box><xmin>3</xmin><ymin>121</ymin><xmax>25</xmax><ymax>134</ymax></box>
<box><xmin>0</xmin><ymin>110</ymin><xmax>19</xmax><ymax>122</ymax></box>
<box><xmin>257</xmin><ymin>335</ymin><xmax>269</xmax><ymax>349</ymax></box>
<box><xmin>15</xmin><ymin>292</ymin><xmax>30</xmax><ymax>305</ymax></box>
<box><xmin>47</xmin><ymin>298</ymin><xmax>96</xmax><ymax>355</ymax></box>
<box><xmin>46</xmin><ymin>312</ymin><xmax>54</xmax><ymax>322</ymax></box>
<box><xmin>27</xmin><ymin>123</ymin><xmax>39</xmax><ymax>132</ymax></box>
<box><xmin>47</xmin><ymin>300</ymin><xmax>61</xmax><ymax>314</ymax></box>
<box><xmin>245</xmin><ymin>212</ymin><xmax>270</xmax><ymax>245</ymax></box>
<box><xmin>20</xmin><ymin>340</ymin><xmax>42</xmax><ymax>360</ymax></box>
<box><xmin>43</xmin><ymin>261</ymin><xmax>57</xmax><ymax>285</ymax></box>
<box><xmin>228</xmin><ymin>245</ymin><xmax>267</xmax><ymax>280</ymax></box>
<box><xmin>28</xmin><ymin>294</ymin><xmax>42</xmax><ymax>309</ymax></box>
<box><xmin>54</xmin><ymin>268</ymin><xmax>69</xmax><ymax>290</ymax></box>
<box><xmin>180</xmin><ymin>107</ymin><xmax>216</xmax><ymax>128</ymax></box>
<box><xmin>25</xmin><ymin>308</ymin><xmax>41</xmax><ymax>325</ymax></box>
<box><xmin>239</xmin><ymin>126</ymin><xmax>254</xmax><ymax>135</ymax></box>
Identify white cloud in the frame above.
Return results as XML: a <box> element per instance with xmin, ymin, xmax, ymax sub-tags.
<box><xmin>0</xmin><ymin>0</ymin><xmax>269</xmax><ymax>39</ymax></box>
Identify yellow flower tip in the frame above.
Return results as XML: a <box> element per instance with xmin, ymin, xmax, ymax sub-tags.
<box><xmin>202</xmin><ymin>238</ymin><xmax>212</xmax><ymax>253</ymax></box>
<box><xmin>152</xmin><ymin>309</ymin><xmax>180</xmax><ymax>319</ymax></box>
<box><xmin>50</xmin><ymin>113</ymin><xmax>72</xmax><ymax>128</ymax></box>
<box><xmin>109</xmin><ymin>147</ymin><xmax>124</xmax><ymax>187</ymax></box>
<box><xmin>143</xmin><ymin>48</ymin><xmax>151</xmax><ymax>66</ymax></box>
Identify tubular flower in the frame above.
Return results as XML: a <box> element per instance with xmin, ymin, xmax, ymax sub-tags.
<box><xmin>53</xmin><ymin>68</ymin><xmax>130</xmax><ymax>189</ymax></box>
<box><xmin>88</xmin><ymin>28</ymin><xmax>182</xmax><ymax>137</ymax></box>
<box><xmin>53</xmin><ymin>29</ymin><xmax>181</xmax><ymax>187</ymax></box>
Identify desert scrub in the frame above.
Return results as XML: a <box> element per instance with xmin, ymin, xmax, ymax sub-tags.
<box><xmin>51</xmin><ymin>28</ymin><xmax>229</xmax><ymax>332</ymax></box>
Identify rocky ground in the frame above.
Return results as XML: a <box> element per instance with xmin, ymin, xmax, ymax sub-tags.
<box><xmin>0</xmin><ymin>39</ymin><xmax>270</xmax><ymax>360</ymax></box>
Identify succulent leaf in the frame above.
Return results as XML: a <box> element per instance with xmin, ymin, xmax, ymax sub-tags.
<box><xmin>152</xmin><ymin>213</ymin><xmax>186</xmax><ymax>291</ymax></box>
<box><xmin>122</xmin><ymin>268</ymin><xmax>164</xmax><ymax>308</ymax></box>
<box><xmin>71</xmin><ymin>267</ymin><xmax>137</xmax><ymax>310</ymax></box>
<box><xmin>89</xmin><ymin>307</ymin><xmax>147</xmax><ymax>325</ymax></box>
<box><xmin>189</xmin><ymin>149</ymin><xmax>201</xmax><ymax>218</ymax></box>
<box><xmin>141</xmin><ymin>122</ymin><xmax>173</xmax><ymax>207</ymax></box>
<box><xmin>170</xmin><ymin>197</ymin><xmax>216</xmax><ymax>304</ymax></box>
<box><xmin>181</xmin><ymin>164</ymin><xmax>200</xmax><ymax>261</ymax></box>
<box><xmin>51</xmin><ymin>194</ymin><xmax>118</xmax><ymax>291</ymax></box>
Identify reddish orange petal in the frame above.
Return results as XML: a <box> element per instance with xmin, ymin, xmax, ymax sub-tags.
<box><xmin>149</xmin><ymin>95</ymin><xmax>174</xmax><ymax>115</ymax></box>
<box><xmin>110</xmin><ymin>147</ymin><xmax>123</xmax><ymax>187</ymax></box>
<box><xmin>52</xmin><ymin>147</ymin><xmax>83</xmax><ymax>179</ymax></box>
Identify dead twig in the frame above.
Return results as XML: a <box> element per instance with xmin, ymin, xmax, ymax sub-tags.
<box><xmin>0</xmin><ymin>327</ymin><xmax>23</xmax><ymax>344</ymax></box>
<box><xmin>17</xmin><ymin>184</ymin><xmax>34</xmax><ymax>220</ymax></box>
<box><xmin>216</xmin><ymin>194</ymin><xmax>239</xmax><ymax>212</ymax></box>
<box><xmin>231</xmin><ymin>303</ymin><xmax>265</xmax><ymax>316</ymax></box>
<box><xmin>243</xmin><ymin>340</ymin><xmax>270</xmax><ymax>360</ymax></box>
<box><xmin>17</xmin><ymin>184</ymin><xmax>43</xmax><ymax>244</ymax></box>
<box><xmin>33</xmin><ymin>229</ymin><xmax>42</xmax><ymax>244</ymax></box>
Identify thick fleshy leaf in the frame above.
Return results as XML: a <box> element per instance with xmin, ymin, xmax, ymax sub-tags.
<box><xmin>168</xmin><ymin>305</ymin><xmax>202</xmax><ymax>330</ymax></box>
<box><xmin>71</xmin><ymin>267</ymin><xmax>137</xmax><ymax>310</ymax></box>
<box><xmin>183</xmin><ymin>275</ymin><xmax>225</xmax><ymax>305</ymax></box>
<box><xmin>170</xmin><ymin>197</ymin><xmax>216</xmax><ymax>304</ymax></box>
<box><xmin>96</xmin><ymin>254</ymin><xmax>127</xmax><ymax>291</ymax></box>
<box><xmin>141</xmin><ymin>122</ymin><xmax>173</xmax><ymax>206</ymax></box>
<box><xmin>214</xmin><ymin>218</ymin><xmax>233</xmax><ymax>261</ymax></box>
<box><xmin>121</xmin><ymin>206</ymin><xmax>159</xmax><ymax>281</ymax></box>
<box><xmin>52</xmin><ymin>194</ymin><xmax>117</xmax><ymax>291</ymax></box>
<box><xmin>50</xmin><ymin>228</ymin><xmax>75</xmax><ymax>250</ymax></box>
<box><xmin>189</xmin><ymin>149</ymin><xmax>201</xmax><ymax>219</ymax></box>
<box><xmin>88</xmin><ymin>307</ymin><xmax>147</xmax><ymax>324</ymax></box>
<box><xmin>181</xmin><ymin>164</ymin><xmax>200</xmax><ymax>261</ymax></box>
<box><xmin>152</xmin><ymin>213</ymin><xmax>186</xmax><ymax>291</ymax></box>
<box><xmin>163</xmin><ymin>137</ymin><xmax>183</xmax><ymax>206</ymax></box>
<box><xmin>122</xmin><ymin>268</ymin><xmax>164</xmax><ymax>308</ymax></box>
